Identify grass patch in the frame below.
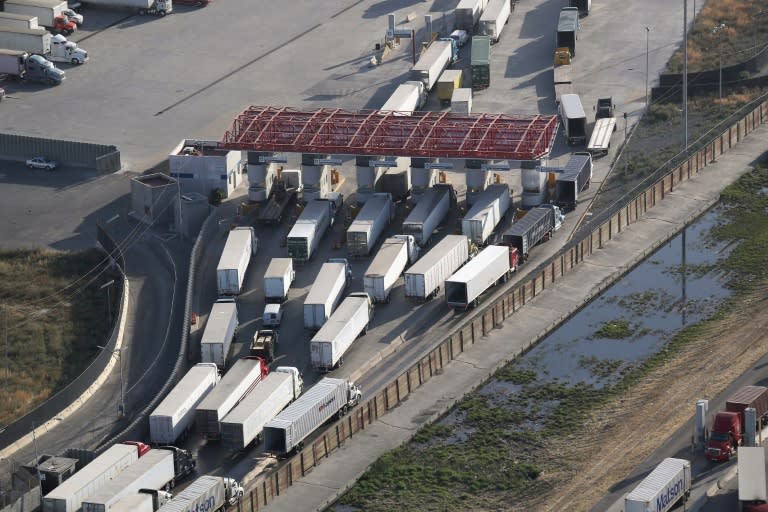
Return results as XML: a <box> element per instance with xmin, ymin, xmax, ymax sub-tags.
<box><xmin>593</xmin><ymin>319</ymin><xmax>634</xmax><ymax>339</ymax></box>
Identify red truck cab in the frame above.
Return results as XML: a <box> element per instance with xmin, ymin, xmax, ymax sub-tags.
<box><xmin>52</xmin><ymin>15</ymin><xmax>77</xmax><ymax>35</ymax></box>
<box><xmin>705</xmin><ymin>412</ymin><xmax>741</xmax><ymax>461</ymax></box>
<box><xmin>122</xmin><ymin>440</ymin><xmax>151</xmax><ymax>456</ymax></box>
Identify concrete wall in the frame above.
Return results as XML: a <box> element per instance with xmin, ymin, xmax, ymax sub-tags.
<box><xmin>0</xmin><ymin>133</ymin><xmax>120</xmax><ymax>173</ymax></box>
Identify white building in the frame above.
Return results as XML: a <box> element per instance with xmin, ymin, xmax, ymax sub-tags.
<box><xmin>168</xmin><ymin>139</ymin><xmax>245</xmax><ymax>199</ymax></box>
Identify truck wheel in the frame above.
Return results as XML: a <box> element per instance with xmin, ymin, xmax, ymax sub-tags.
<box><xmin>71</xmin><ymin>58</ymin><xmax>79</xmax><ymax>65</ymax></box>
<box><xmin>47</xmin><ymin>78</ymin><xmax>55</xmax><ymax>85</ymax></box>
<box><xmin>159</xmin><ymin>9</ymin><xmax>167</xmax><ymax>15</ymax></box>
<box><xmin>138</xmin><ymin>8</ymin><xmax>147</xmax><ymax>14</ymax></box>
<box><xmin>341</xmin><ymin>405</ymin><xmax>349</xmax><ymax>416</ymax></box>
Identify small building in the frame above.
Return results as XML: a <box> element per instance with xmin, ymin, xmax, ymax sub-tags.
<box><xmin>130</xmin><ymin>173</ymin><xmax>179</xmax><ymax>228</ymax></box>
<box><xmin>22</xmin><ymin>455</ymin><xmax>77</xmax><ymax>494</ymax></box>
<box><xmin>169</xmin><ymin>140</ymin><xmax>245</xmax><ymax>199</ymax></box>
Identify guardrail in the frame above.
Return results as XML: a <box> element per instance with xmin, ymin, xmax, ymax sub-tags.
<box><xmin>234</xmin><ymin>98</ymin><xmax>768</xmax><ymax>510</ymax></box>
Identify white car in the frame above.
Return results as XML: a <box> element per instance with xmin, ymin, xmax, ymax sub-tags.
<box><xmin>262</xmin><ymin>303</ymin><xmax>283</xmax><ymax>327</ymax></box>
<box><xmin>62</xmin><ymin>8</ymin><xmax>83</xmax><ymax>25</ymax></box>
<box><xmin>26</xmin><ymin>157</ymin><xmax>58</xmax><ymax>170</ymax></box>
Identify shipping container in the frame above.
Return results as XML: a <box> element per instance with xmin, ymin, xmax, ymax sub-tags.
<box><xmin>263</xmin><ymin>258</ymin><xmax>294</xmax><ymax>302</ymax></box>
<box><xmin>624</xmin><ymin>458</ymin><xmax>691</xmax><ymax>512</ymax></box>
<box><xmin>554</xmin><ymin>152</ymin><xmax>592</xmax><ymax>210</ymax></box>
<box><xmin>303</xmin><ymin>262</ymin><xmax>347</xmax><ymax>330</ymax></box>
<box><xmin>310</xmin><ymin>293</ymin><xmax>373</xmax><ymax>371</ymax></box>
<box><xmin>363</xmin><ymin>237</ymin><xmax>410</xmax><ymax>303</ymax></box>
<box><xmin>402</xmin><ymin>184</ymin><xmax>452</xmax><ymax>246</ymax></box>
<box><xmin>445</xmin><ymin>245</ymin><xmax>510</xmax><ymax>308</ymax></box>
<box><xmin>0</xmin><ymin>26</ymin><xmax>51</xmax><ymax>54</ymax></box>
<box><xmin>559</xmin><ymin>93</ymin><xmax>587</xmax><ymax>145</ymax></box>
<box><xmin>451</xmin><ymin>88</ymin><xmax>473</xmax><ymax>114</ymax></box>
<box><xmin>286</xmin><ymin>199</ymin><xmax>333</xmax><ymax>262</ymax></box>
<box><xmin>347</xmin><ymin>193</ymin><xmax>393</xmax><ymax>258</ymax></box>
<box><xmin>461</xmin><ymin>184</ymin><xmax>510</xmax><ymax>245</ymax></box>
<box><xmin>411</xmin><ymin>39</ymin><xmax>453</xmax><ymax>91</ymax></box>
<box><xmin>200</xmin><ymin>300</ymin><xmax>238</xmax><ymax>369</ymax></box>
<box><xmin>149</xmin><ymin>363</ymin><xmax>220</xmax><ymax>445</ymax></box>
<box><xmin>436</xmin><ymin>69</ymin><xmax>463</xmax><ymax>103</ymax></box>
<box><xmin>216</xmin><ymin>227</ymin><xmax>256</xmax><ymax>296</ymax></box>
<box><xmin>156</xmin><ymin>476</ymin><xmax>242</xmax><ymax>512</ymax></box>
<box><xmin>478</xmin><ymin>0</ymin><xmax>511</xmax><ymax>43</ymax></box>
<box><xmin>470</xmin><ymin>36</ymin><xmax>491</xmax><ymax>90</ymax></box>
<box><xmin>499</xmin><ymin>206</ymin><xmax>561</xmax><ymax>260</ymax></box>
<box><xmin>405</xmin><ymin>235</ymin><xmax>469</xmax><ymax>300</ymax></box>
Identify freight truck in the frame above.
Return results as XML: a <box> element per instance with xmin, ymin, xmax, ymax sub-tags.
<box><xmin>220</xmin><ymin>367</ymin><xmax>303</xmax><ymax>451</ymax></box>
<box><xmin>405</xmin><ymin>235</ymin><xmax>470</xmax><ymax>300</ymax></box>
<box><xmin>156</xmin><ymin>476</ymin><xmax>243</xmax><ymax>512</ymax></box>
<box><xmin>499</xmin><ymin>206</ymin><xmax>563</xmax><ymax>262</ymax></box>
<box><xmin>347</xmin><ymin>193</ymin><xmax>393</xmax><ymax>258</ymax></box>
<box><xmin>461</xmin><ymin>184</ymin><xmax>510</xmax><ymax>245</ymax></box>
<box><xmin>556</xmin><ymin>7</ymin><xmax>579</xmax><ymax>57</ymax></box>
<box><xmin>46</xmin><ymin>33</ymin><xmax>87</xmax><ymax>64</ymax></box>
<box><xmin>43</xmin><ymin>443</ymin><xmax>145</xmax><ymax>512</ymax></box>
<box><xmin>149</xmin><ymin>363</ymin><xmax>219</xmax><ymax>445</ymax></box>
<box><xmin>200</xmin><ymin>299</ymin><xmax>238</xmax><ymax>369</ymax></box>
<box><xmin>2</xmin><ymin>0</ymin><xmax>76</xmax><ymax>34</ymax></box>
<box><xmin>75</xmin><ymin>0</ymin><xmax>172</xmax><ymax>16</ymax></box>
<box><xmin>478</xmin><ymin>0</ymin><xmax>511</xmax><ymax>43</ymax></box>
<box><xmin>470</xmin><ymin>35</ymin><xmax>491</xmax><ymax>90</ymax></box>
<box><xmin>310</xmin><ymin>292</ymin><xmax>374</xmax><ymax>372</ymax></box>
<box><xmin>81</xmin><ymin>450</ymin><xmax>175</xmax><ymax>512</ymax></box>
<box><xmin>402</xmin><ymin>184</ymin><xmax>453</xmax><ymax>246</ymax></box>
<box><xmin>559</xmin><ymin>93</ymin><xmax>587</xmax><ymax>145</ymax></box>
<box><xmin>364</xmin><ymin>235</ymin><xmax>419</xmax><ymax>303</ymax></box>
<box><xmin>705</xmin><ymin>385</ymin><xmax>768</xmax><ymax>462</ymax></box>
<box><xmin>263</xmin><ymin>258</ymin><xmax>294</xmax><ymax>303</ymax></box>
<box><xmin>303</xmin><ymin>261</ymin><xmax>348</xmax><ymax>330</ymax></box>
<box><xmin>108</xmin><ymin>490</ymin><xmax>171</xmax><ymax>512</ymax></box>
<box><xmin>195</xmin><ymin>357</ymin><xmax>269</xmax><ymax>441</ymax></box>
<box><xmin>0</xmin><ymin>26</ymin><xmax>51</xmax><ymax>54</ymax></box>
<box><xmin>454</xmin><ymin>0</ymin><xmax>487</xmax><ymax>31</ymax></box>
<box><xmin>263</xmin><ymin>378</ymin><xmax>362</xmax><ymax>457</ymax></box>
<box><xmin>286</xmin><ymin>199</ymin><xmax>335</xmax><ymax>262</ymax></box>
<box><xmin>624</xmin><ymin>458</ymin><xmax>691</xmax><ymax>512</ymax></box>
<box><xmin>216</xmin><ymin>226</ymin><xmax>257</xmax><ymax>296</ymax></box>
<box><xmin>0</xmin><ymin>48</ymin><xmax>65</xmax><ymax>84</ymax></box>
<box><xmin>380</xmin><ymin>81</ymin><xmax>426</xmax><ymax>114</ymax></box>
<box><xmin>553</xmin><ymin>152</ymin><xmax>592</xmax><ymax>211</ymax></box>
<box><xmin>411</xmin><ymin>39</ymin><xmax>457</xmax><ymax>91</ymax></box>
<box><xmin>445</xmin><ymin>245</ymin><xmax>513</xmax><ymax>309</ymax></box>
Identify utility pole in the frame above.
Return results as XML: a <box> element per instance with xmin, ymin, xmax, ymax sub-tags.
<box><xmin>683</xmin><ymin>0</ymin><xmax>688</xmax><ymax>152</ymax></box>
<box><xmin>712</xmin><ymin>23</ymin><xmax>728</xmax><ymax>111</ymax></box>
<box><xmin>645</xmin><ymin>27</ymin><xmax>651</xmax><ymax>109</ymax></box>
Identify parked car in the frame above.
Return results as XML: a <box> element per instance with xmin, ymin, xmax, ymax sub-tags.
<box><xmin>450</xmin><ymin>29</ymin><xmax>469</xmax><ymax>47</ymax></box>
<box><xmin>263</xmin><ymin>303</ymin><xmax>282</xmax><ymax>327</ymax></box>
<box><xmin>26</xmin><ymin>157</ymin><xmax>57</xmax><ymax>170</ymax></box>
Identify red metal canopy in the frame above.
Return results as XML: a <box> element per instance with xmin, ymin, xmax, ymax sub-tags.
<box><xmin>219</xmin><ymin>106</ymin><xmax>558</xmax><ymax>161</ymax></box>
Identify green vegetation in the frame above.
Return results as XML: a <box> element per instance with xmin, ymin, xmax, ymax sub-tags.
<box><xmin>593</xmin><ymin>319</ymin><xmax>634</xmax><ymax>339</ymax></box>
<box><xmin>0</xmin><ymin>249</ymin><xmax>120</xmax><ymax>427</ymax></box>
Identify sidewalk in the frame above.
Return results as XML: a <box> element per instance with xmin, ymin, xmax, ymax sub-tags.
<box><xmin>261</xmin><ymin>125</ymin><xmax>768</xmax><ymax>511</ymax></box>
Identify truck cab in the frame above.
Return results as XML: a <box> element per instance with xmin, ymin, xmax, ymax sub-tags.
<box><xmin>392</xmin><ymin>234</ymin><xmax>420</xmax><ymax>263</ymax></box>
<box><xmin>537</xmin><ymin>204</ymin><xmax>565</xmax><ymax>232</ymax></box>
<box><xmin>122</xmin><ymin>440</ymin><xmax>151</xmax><ymax>456</ymax></box>
<box><xmin>223</xmin><ymin>478</ymin><xmax>244</xmax><ymax>505</ymax></box>
<box><xmin>24</xmin><ymin>54</ymin><xmax>65</xmax><ymax>85</ymax></box>
<box><xmin>327</xmin><ymin>257</ymin><xmax>352</xmax><ymax>284</ymax></box>
<box><xmin>251</xmin><ymin>329</ymin><xmax>277</xmax><ymax>363</ymax></box>
<box><xmin>438</xmin><ymin>37</ymin><xmax>459</xmax><ymax>64</ymax></box>
<box><xmin>343</xmin><ymin>381</ymin><xmax>362</xmax><ymax>414</ymax></box>
<box><xmin>51</xmin><ymin>15</ymin><xmax>77</xmax><ymax>35</ymax></box>
<box><xmin>49</xmin><ymin>34</ymin><xmax>88</xmax><ymax>64</ymax></box>
<box><xmin>595</xmin><ymin>97</ymin><xmax>615</xmax><ymax>120</ymax></box>
<box><xmin>705</xmin><ymin>411</ymin><xmax>741</xmax><ymax>461</ymax></box>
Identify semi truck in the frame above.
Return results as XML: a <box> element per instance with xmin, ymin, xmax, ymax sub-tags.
<box><xmin>303</xmin><ymin>260</ymin><xmax>348</xmax><ymax>330</ymax></box>
<box><xmin>470</xmin><ymin>36</ymin><xmax>491</xmax><ymax>90</ymax></box>
<box><xmin>46</xmin><ymin>33</ymin><xmax>87</xmax><ymax>64</ymax></box>
<box><xmin>263</xmin><ymin>378</ymin><xmax>362</xmax><ymax>457</ymax></box>
<box><xmin>2</xmin><ymin>0</ymin><xmax>76</xmax><ymax>34</ymax></box>
<box><xmin>286</xmin><ymin>199</ymin><xmax>335</xmax><ymax>262</ymax></box>
<box><xmin>216</xmin><ymin>226</ymin><xmax>257</xmax><ymax>296</ymax></box>
<box><xmin>461</xmin><ymin>184</ymin><xmax>510</xmax><ymax>245</ymax></box>
<box><xmin>411</xmin><ymin>39</ymin><xmax>457</xmax><ymax>92</ymax></box>
<box><xmin>364</xmin><ymin>235</ymin><xmax>419</xmax><ymax>303</ymax></box>
<box><xmin>310</xmin><ymin>292</ymin><xmax>374</xmax><ymax>372</ymax></box>
<box><xmin>0</xmin><ymin>26</ymin><xmax>51</xmax><ymax>54</ymax></box>
<box><xmin>738</xmin><ymin>447</ymin><xmax>768</xmax><ymax>512</ymax></box>
<box><xmin>553</xmin><ymin>152</ymin><xmax>593</xmax><ymax>211</ymax></box>
<box><xmin>499</xmin><ymin>206</ymin><xmax>564</xmax><ymax>262</ymax></box>
<box><xmin>347</xmin><ymin>193</ymin><xmax>393</xmax><ymax>258</ymax></box>
<box><xmin>156</xmin><ymin>476</ymin><xmax>243</xmax><ymax>512</ymax></box>
<box><xmin>556</xmin><ymin>7</ymin><xmax>579</xmax><ymax>57</ymax></box>
<box><xmin>75</xmin><ymin>0</ymin><xmax>172</xmax><ymax>16</ymax></box>
<box><xmin>624</xmin><ymin>458</ymin><xmax>691</xmax><ymax>512</ymax></box>
<box><xmin>220</xmin><ymin>367</ymin><xmax>303</xmax><ymax>451</ymax></box>
<box><xmin>380</xmin><ymin>81</ymin><xmax>426</xmax><ymax>114</ymax></box>
<box><xmin>0</xmin><ymin>12</ymin><xmax>40</xmax><ymax>29</ymax></box>
<box><xmin>402</xmin><ymin>184</ymin><xmax>452</xmax><ymax>246</ymax></box>
<box><xmin>568</xmin><ymin>0</ymin><xmax>591</xmax><ymax>15</ymax></box>
<box><xmin>405</xmin><ymin>234</ymin><xmax>470</xmax><ymax>300</ymax></box>
<box><xmin>263</xmin><ymin>257</ymin><xmax>294</xmax><ymax>303</ymax></box>
<box><xmin>200</xmin><ymin>299</ymin><xmax>238</xmax><ymax>369</ymax></box>
<box><xmin>42</xmin><ymin>443</ymin><xmax>147</xmax><ymax>512</ymax></box>
<box><xmin>0</xmin><ymin>48</ymin><xmax>64</xmax><ymax>85</ymax></box>
<box><xmin>149</xmin><ymin>363</ymin><xmax>219</xmax><ymax>445</ymax></box>
<box><xmin>109</xmin><ymin>490</ymin><xmax>172</xmax><ymax>512</ymax></box>
<box><xmin>705</xmin><ymin>385</ymin><xmax>768</xmax><ymax>462</ymax></box>
<box><xmin>454</xmin><ymin>0</ymin><xmax>487</xmax><ymax>31</ymax></box>
<box><xmin>436</xmin><ymin>69</ymin><xmax>462</xmax><ymax>104</ymax></box>
<box><xmin>478</xmin><ymin>0</ymin><xmax>511</xmax><ymax>43</ymax></box>
<box><xmin>195</xmin><ymin>357</ymin><xmax>269</xmax><ymax>441</ymax></box>
<box><xmin>249</xmin><ymin>329</ymin><xmax>277</xmax><ymax>363</ymax></box>
<box><xmin>445</xmin><ymin>245</ymin><xmax>515</xmax><ymax>309</ymax></box>
<box><xmin>559</xmin><ymin>93</ymin><xmax>587</xmax><ymax>145</ymax></box>
<box><xmin>81</xmin><ymin>450</ymin><xmax>175</xmax><ymax>512</ymax></box>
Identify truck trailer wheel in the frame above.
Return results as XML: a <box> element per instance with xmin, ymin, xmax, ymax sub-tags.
<box><xmin>159</xmin><ymin>9</ymin><xmax>167</xmax><ymax>15</ymax></box>
<box><xmin>138</xmin><ymin>8</ymin><xmax>147</xmax><ymax>14</ymax></box>
<box><xmin>71</xmin><ymin>58</ymin><xmax>79</xmax><ymax>65</ymax></box>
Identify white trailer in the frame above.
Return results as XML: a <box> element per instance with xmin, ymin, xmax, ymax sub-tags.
<box><xmin>195</xmin><ymin>357</ymin><xmax>268</xmax><ymax>440</ymax></box>
<box><xmin>559</xmin><ymin>93</ymin><xmax>588</xmax><ymax>145</ymax></box>
<box><xmin>402</xmin><ymin>184</ymin><xmax>452</xmax><ymax>246</ymax></box>
<box><xmin>587</xmin><ymin>117</ymin><xmax>617</xmax><ymax>156</ymax></box>
<box><xmin>43</xmin><ymin>444</ymin><xmax>139</xmax><ymax>512</ymax></box>
<box><xmin>624</xmin><ymin>458</ymin><xmax>691</xmax><ymax>512</ymax></box>
<box><xmin>149</xmin><ymin>363</ymin><xmax>220</xmax><ymax>445</ymax></box>
<box><xmin>156</xmin><ymin>476</ymin><xmax>243</xmax><ymax>512</ymax></box>
<box><xmin>216</xmin><ymin>227</ymin><xmax>257</xmax><ymax>296</ymax></box>
<box><xmin>107</xmin><ymin>492</ymin><xmax>170</xmax><ymax>512</ymax></box>
<box><xmin>363</xmin><ymin>236</ymin><xmax>418</xmax><ymax>303</ymax></box>
<box><xmin>380</xmin><ymin>81</ymin><xmax>426</xmax><ymax>114</ymax></box>
<box><xmin>310</xmin><ymin>293</ymin><xmax>373</xmax><ymax>372</ymax></box>
<box><xmin>200</xmin><ymin>300</ymin><xmax>238</xmax><ymax>369</ymax></box>
<box><xmin>263</xmin><ymin>378</ymin><xmax>362</xmax><ymax>456</ymax></box>
<box><xmin>347</xmin><ymin>193</ymin><xmax>393</xmax><ymax>258</ymax></box>
<box><xmin>455</xmin><ymin>0</ymin><xmax>488</xmax><ymax>31</ymax></box>
<box><xmin>0</xmin><ymin>12</ymin><xmax>40</xmax><ymax>29</ymax></box>
<box><xmin>220</xmin><ymin>367</ymin><xmax>303</xmax><ymax>451</ymax></box>
<box><xmin>74</xmin><ymin>0</ymin><xmax>172</xmax><ymax>15</ymax></box>
<box><xmin>479</xmin><ymin>0</ymin><xmax>511</xmax><ymax>43</ymax></box>
<box><xmin>303</xmin><ymin>261</ymin><xmax>347</xmax><ymax>330</ymax></box>
<box><xmin>411</xmin><ymin>40</ymin><xmax>453</xmax><ymax>91</ymax></box>
<box><xmin>445</xmin><ymin>245</ymin><xmax>511</xmax><ymax>309</ymax></box>
<box><xmin>2</xmin><ymin>0</ymin><xmax>64</xmax><ymax>28</ymax></box>
<box><xmin>461</xmin><ymin>184</ymin><xmax>510</xmax><ymax>245</ymax></box>
<box><xmin>0</xmin><ymin>26</ymin><xmax>51</xmax><ymax>54</ymax></box>
<box><xmin>263</xmin><ymin>258</ymin><xmax>294</xmax><ymax>303</ymax></box>
<box><xmin>739</xmin><ymin>447</ymin><xmax>767</xmax><ymax>511</ymax></box>
<box><xmin>405</xmin><ymin>235</ymin><xmax>470</xmax><ymax>300</ymax></box>
<box><xmin>286</xmin><ymin>199</ymin><xmax>334</xmax><ymax>262</ymax></box>
<box><xmin>451</xmin><ymin>88</ymin><xmax>473</xmax><ymax>114</ymax></box>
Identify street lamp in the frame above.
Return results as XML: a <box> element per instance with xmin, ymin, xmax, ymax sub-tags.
<box><xmin>100</xmin><ymin>279</ymin><xmax>115</xmax><ymax>325</ymax></box>
<box><xmin>97</xmin><ymin>345</ymin><xmax>124</xmax><ymax>417</ymax></box>
<box><xmin>712</xmin><ymin>22</ymin><xmax>728</xmax><ymax>110</ymax></box>
<box><xmin>645</xmin><ymin>26</ymin><xmax>651</xmax><ymax>109</ymax></box>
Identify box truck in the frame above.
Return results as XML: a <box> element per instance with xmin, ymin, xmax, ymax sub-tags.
<box><xmin>405</xmin><ymin>235</ymin><xmax>470</xmax><ymax>300</ymax></box>
<box><xmin>263</xmin><ymin>258</ymin><xmax>294</xmax><ymax>303</ymax></box>
<box><xmin>380</xmin><ymin>81</ymin><xmax>426</xmax><ymax>114</ymax></box>
<box><xmin>478</xmin><ymin>0</ymin><xmax>511</xmax><ymax>43</ymax></box>
<box><xmin>303</xmin><ymin>261</ymin><xmax>349</xmax><ymax>330</ymax></box>
<box><xmin>0</xmin><ymin>48</ymin><xmax>64</xmax><ymax>84</ymax></box>
<box><xmin>200</xmin><ymin>299</ymin><xmax>238</xmax><ymax>369</ymax></box>
<box><xmin>220</xmin><ymin>367</ymin><xmax>303</xmax><ymax>451</ymax></box>
<box><xmin>705</xmin><ymin>385</ymin><xmax>768</xmax><ymax>462</ymax></box>
<box><xmin>436</xmin><ymin>69</ymin><xmax>463</xmax><ymax>104</ymax></box>
<box><xmin>411</xmin><ymin>39</ymin><xmax>457</xmax><ymax>91</ymax></box>
<box><xmin>461</xmin><ymin>184</ymin><xmax>510</xmax><ymax>245</ymax></box>
<box><xmin>499</xmin><ymin>206</ymin><xmax>564</xmax><ymax>261</ymax></box>
<box><xmin>556</xmin><ymin>7</ymin><xmax>579</xmax><ymax>57</ymax></box>
<box><xmin>553</xmin><ymin>152</ymin><xmax>592</xmax><ymax>211</ymax></box>
<box><xmin>156</xmin><ymin>476</ymin><xmax>243</xmax><ymax>512</ymax></box>
<box><xmin>347</xmin><ymin>193</ymin><xmax>393</xmax><ymax>258</ymax></box>
<box><xmin>559</xmin><ymin>93</ymin><xmax>587</xmax><ymax>145</ymax></box>
<box><xmin>402</xmin><ymin>184</ymin><xmax>452</xmax><ymax>246</ymax></box>
<box><xmin>286</xmin><ymin>199</ymin><xmax>335</xmax><ymax>262</ymax></box>
<box><xmin>364</xmin><ymin>235</ymin><xmax>419</xmax><ymax>303</ymax></box>
<box><xmin>445</xmin><ymin>245</ymin><xmax>512</xmax><ymax>309</ymax></box>
<box><xmin>216</xmin><ymin>226</ymin><xmax>257</xmax><ymax>296</ymax></box>
<box><xmin>2</xmin><ymin>0</ymin><xmax>76</xmax><ymax>34</ymax></box>
<box><xmin>624</xmin><ymin>458</ymin><xmax>691</xmax><ymax>512</ymax></box>
<box><xmin>310</xmin><ymin>292</ymin><xmax>374</xmax><ymax>372</ymax></box>
<box><xmin>263</xmin><ymin>378</ymin><xmax>362</xmax><ymax>457</ymax></box>
<box><xmin>149</xmin><ymin>363</ymin><xmax>219</xmax><ymax>445</ymax></box>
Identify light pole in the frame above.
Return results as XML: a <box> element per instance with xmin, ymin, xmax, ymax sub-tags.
<box><xmin>100</xmin><ymin>279</ymin><xmax>115</xmax><ymax>325</ymax></box>
<box><xmin>682</xmin><ymin>0</ymin><xmax>688</xmax><ymax>152</ymax></box>
<box><xmin>645</xmin><ymin>26</ymin><xmax>651</xmax><ymax>109</ymax></box>
<box><xmin>712</xmin><ymin>23</ymin><xmax>728</xmax><ymax>110</ymax></box>
<box><xmin>97</xmin><ymin>345</ymin><xmax>124</xmax><ymax>417</ymax></box>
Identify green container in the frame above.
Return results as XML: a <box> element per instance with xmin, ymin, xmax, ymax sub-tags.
<box><xmin>470</xmin><ymin>36</ymin><xmax>491</xmax><ymax>90</ymax></box>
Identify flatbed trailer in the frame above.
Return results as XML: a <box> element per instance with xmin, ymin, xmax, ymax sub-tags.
<box><xmin>257</xmin><ymin>185</ymin><xmax>297</xmax><ymax>224</ymax></box>
<box><xmin>587</xmin><ymin>117</ymin><xmax>617</xmax><ymax>156</ymax></box>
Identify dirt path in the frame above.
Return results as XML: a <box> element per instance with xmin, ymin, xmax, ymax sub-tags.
<box><xmin>518</xmin><ymin>283</ymin><xmax>768</xmax><ymax>512</ymax></box>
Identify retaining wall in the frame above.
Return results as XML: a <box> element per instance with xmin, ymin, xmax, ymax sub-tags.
<box><xmin>0</xmin><ymin>133</ymin><xmax>121</xmax><ymax>173</ymax></box>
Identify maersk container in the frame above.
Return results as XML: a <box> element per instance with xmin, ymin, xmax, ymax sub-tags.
<box><xmin>200</xmin><ymin>300</ymin><xmax>238</xmax><ymax>369</ymax></box>
<box><xmin>445</xmin><ymin>245</ymin><xmax>510</xmax><ymax>308</ymax></box>
<box><xmin>286</xmin><ymin>199</ymin><xmax>333</xmax><ymax>262</ymax></box>
<box><xmin>216</xmin><ymin>227</ymin><xmax>256</xmax><ymax>296</ymax></box>
<box><xmin>149</xmin><ymin>363</ymin><xmax>220</xmax><ymax>445</ymax></box>
<box><xmin>347</xmin><ymin>193</ymin><xmax>393</xmax><ymax>258</ymax></box>
<box><xmin>402</xmin><ymin>185</ymin><xmax>451</xmax><ymax>246</ymax></box>
<box><xmin>624</xmin><ymin>458</ymin><xmax>691</xmax><ymax>512</ymax></box>
<box><xmin>411</xmin><ymin>40</ymin><xmax>453</xmax><ymax>91</ymax></box>
<box><xmin>478</xmin><ymin>0</ymin><xmax>511</xmax><ymax>43</ymax></box>
<box><xmin>43</xmin><ymin>444</ymin><xmax>139</xmax><ymax>512</ymax></box>
<box><xmin>263</xmin><ymin>258</ymin><xmax>295</xmax><ymax>303</ymax></box>
<box><xmin>81</xmin><ymin>450</ymin><xmax>175</xmax><ymax>512</ymax></box>
<box><xmin>461</xmin><ymin>184</ymin><xmax>510</xmax><ymax>245</ymax></box>
<box><xmin>303</xmin><ymin>262</ymin><xmax>347</xmax><ymax>330</ymax></box>
<box><xmin>363</xmin><ymin>237</ymin><xmax>409</xmax><ymax>303</ymax></box>
<box><xmin>0</xmin><ymin>26</ymin><xmax>51</xmax><ymax>54</ymax></box>
<box><xmin>455</xmin><ymin>0</ymin><xmax>488</xmax><ymax>31</ymax></box>
<box><xmin>310</xmin><ymin>293</ymin><xmax>373</xmax><ymax>372</ymax></box>
<box><xmin>405</xmin><ymin>235</ymin><xmax>469</xmax><ymax>300</ymax></box>
<box><xmin>195</xmin><ymin>357</ymin><xmax>268</xmax><ymax>440</ymax></box>
<box><xmin>220</xmin><ymin>367</ymin><xmax>303</xmax><ymax>451</ymax></box>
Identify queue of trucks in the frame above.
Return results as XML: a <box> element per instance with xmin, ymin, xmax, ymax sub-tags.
<box><xmin>364</xmin><ymin>235</ymin><xmax>419</xmax><ymax>303</ymax></box>
<box><xmin>461</xmin><ymin>183</ymin><xmax>510</xmax><ymax>245</ymax></box>
<box><xmin>347</xmin><ymin>193</ymin><xmax>394</xmax><ymax>258</ymax></box>
<box><xmin>303</xmin><ymin>260</ymin><xmax>350</xmax><ymax>330</ymax></box>
<box><xmin>310</xmin><ymin>292</ymin><xmax>374</xmax><ymax>372</ymax></box>
<box><xmin>286</xmin><ymin>199</ymin><xmax>336</xmax><ymax>262</ymax></box>
<box><xmin>402</xmin><ymin>184</ymin><xmax>453</xmax><ymax>246</ymax></box>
